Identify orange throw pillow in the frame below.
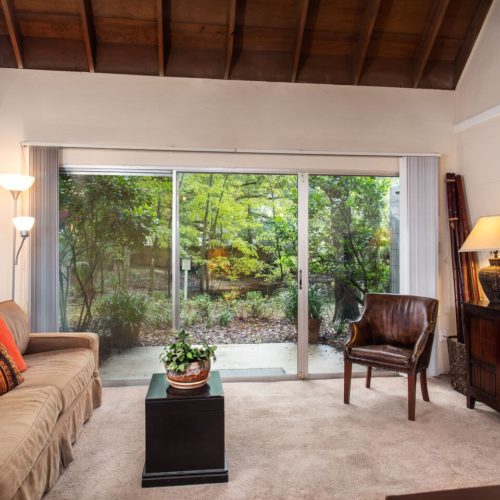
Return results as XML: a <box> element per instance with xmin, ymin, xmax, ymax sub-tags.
<box><xmin>0</xmin><ymin>317</ymin><xmax>27</xmax><ymax>372</ymax></box>
<box><xmin>0</xmin><ymin>343</ymin><xmax>23</xmax><ymax>395</ymax></box>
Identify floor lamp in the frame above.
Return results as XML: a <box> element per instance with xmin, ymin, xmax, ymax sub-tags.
<box><xmin>0</xmin><ymin>174</ymin><xmax>35</xmax><ymax>300</ymax></box>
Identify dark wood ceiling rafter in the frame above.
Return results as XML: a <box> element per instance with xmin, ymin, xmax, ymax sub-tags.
<box><xmin>454</xmin><ymin>0</ymin><xmax>493</xmax><ymax>88</ymax></box>
<box><xmin>413</xmin><ymin>0</ymin><xmax>450</xmax><ymax>88</ymax></box>
<box><xmin>79</xmin><ymin>0</ymin><xmax>96</xmax><ymax>72</ymax></box>
<box><xmin>1</xmin><ymin>0</ymin><xmax>23</xmax><ymax>68</ymax></box>
<box><xmin>224</xmin><ymin>0</ymin><xmax>237</xmax><ymax>80</ymax></box>
<box><xmin>156</xmin><ymin>0</ymin><xmax>166</xmax><ymax>76</ymax></box>
<box><xmin>352</xmin><ymin>0</ymin><xmax>381</xmax><ymax>85</ymax></box>
<box><xmin>0</xmin><ymin>0</ymin><xmax>492</xmax><ymax>90</ymax></box>
<box><xmin>290</xmin><ymin>0</ymin><xmax>309</xmax><ymax>83</ymax></box>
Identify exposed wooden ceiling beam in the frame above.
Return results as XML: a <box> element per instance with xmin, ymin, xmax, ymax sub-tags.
<box><xmin>413</xmin><ymin>0</ymin><xmax>450</xmax><ymax>88</ymax></box>
<box><xmin>290</xmin><ymin>0</ymin><xmax>309</xmax><ymax>83</ymax></box>
<box><xmin>352</xmin><ymin>0</ymin><xmax>381</xmax><ymax>85</ymax></box>
<box><xmin>1</xmin><ymin>0</ymin><xmax>23</xmax><ymax>69</ymax></box>
<box><xmin>224</xmin><ymin>0</ymin><xmax>236</xmax><ymax>79</ymax></box>
<box><xmin>157</xmin><ymin>0</ymin><xmax>166</xmax><ymax>76</ymax></box>
<box><xmin>454</xmin><ymin>0</ymin><xmax>493</xmax><ymax>88</ymax></box>
<box><xmin>79</xmin><ymin>0</ymin><xmax>96</xmax><ymax>72</ymax></box>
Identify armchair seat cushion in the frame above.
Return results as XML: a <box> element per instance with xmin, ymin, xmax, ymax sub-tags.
<box><xmin>350</xmin><ymin>344</ymin><xmax>413</xmax><ymax>367</ymax></box>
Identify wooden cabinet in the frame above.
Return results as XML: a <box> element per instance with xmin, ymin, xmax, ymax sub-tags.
<box><xmin>142</xmin><ymin>371</ymin><xmax>228</xmax><ymax>487</ymax></box>
<box><xmin>464</xmin><ymin>301</ymin><xmax>500</xmax><ymax>412</ymax></box>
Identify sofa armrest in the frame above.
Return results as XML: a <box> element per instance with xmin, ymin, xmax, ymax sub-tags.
<box><xmin>345</xmin><ymin>316</ymin><xmax>371</xmax><ymax>353</ymax></box>
<box><xmin>26</xmin><ymin>332</ymin><xmax>99</xmax><ymax>374</ymax></box>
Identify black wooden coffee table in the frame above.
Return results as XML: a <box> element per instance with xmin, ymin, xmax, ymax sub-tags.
<box><xmin>142</xmin><ymin>371</ymin><xmax>228</xmax><ymax>487</ymax></box>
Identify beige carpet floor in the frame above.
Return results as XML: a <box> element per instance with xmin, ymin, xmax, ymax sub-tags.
<box><xmin>45</xmin><ymin>377</ymin><xmax>500</xmax><ymax>500</ymax></box>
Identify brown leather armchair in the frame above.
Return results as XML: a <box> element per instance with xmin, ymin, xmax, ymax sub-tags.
<box><xmin>344</xmin><ymin>293</ymin><xmax>439</xmax><ymax>421</ymax></box>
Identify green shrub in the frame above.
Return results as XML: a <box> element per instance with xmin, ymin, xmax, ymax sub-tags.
<box><xmin>216</xmin><ymin>307</ymin><xmax>234</xmax><ymax>326</ymax></box>
<box><xmin>243</xmin><ymin>291</ymin><xmax>267</xmax><ymax>319</ymax></box>
<box><xmin>181</xmin><ymin>307</ymin><xmax>199</xmax><ymax>327</ymax></box>
<box><xmin>280</xmin><ymin>282</ymin><xmax>326</xmax><ymax>321</ymax></box>
<box><xmin>148</xmin><ymin>298</ymin><xmax>172</xmax><ymax>330</ymax></box>
<box><xmin>190</xmin><ymin>294</ymin><xmax>212</xmax><ymax>319</ymax></box>
<box><xmin>94</xmin><ymin>291</ymin><xmax>150</xmax><ymax>349</ymax></box>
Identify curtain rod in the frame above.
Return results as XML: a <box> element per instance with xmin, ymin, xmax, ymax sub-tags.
<box><xmin>21</xmin><ymin>142</ymin><xmax>440</xmax><ymax>158</ymax></box>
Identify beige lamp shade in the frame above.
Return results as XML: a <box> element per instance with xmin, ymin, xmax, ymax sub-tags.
<box><xmin>459</xmin><ymin>216</ymin><xmax>500</xmax><ymax>253</ymax></box>
<box><xmin>0</xmin><ymin>174</ymin><xmax>35</xmax><ymax>192</ymax></box>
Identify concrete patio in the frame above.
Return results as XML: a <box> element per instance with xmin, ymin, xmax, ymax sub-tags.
<box><xmin>100</xmin><ymin>342</ymin><xmax>366</xmax><ymax>381</ymax></box>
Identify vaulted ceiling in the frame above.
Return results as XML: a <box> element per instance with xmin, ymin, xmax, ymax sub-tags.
<box><xmin>0</xmin><ymin>0</ymin><xmax>493</xmax><ymax>89</ymax></box>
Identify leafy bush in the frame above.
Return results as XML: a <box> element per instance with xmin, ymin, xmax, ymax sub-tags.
<box><xmin>181</xmin><ymin>307</ymin><xmax>199</xmax><ymax>327</ymax></box>
<box><xmin>147</xmin><ymin>297</ymin><xmax>172</xmax><ymax>330</ymax></box>
<box><xmin>243</xmin><ymin>291</ymin><xmax>267</xmax><ymax>319</ymax></box>
<box><xmin>189</xmin><ymin>294</ymin><xmax>212</xmax><ymax>319</ymax></box>
<box><xmin>94</xmin><ymin>291</ymin><xmax>150</xmax><ymax>349</ymax></box>
<box><xmin>280</xmin><ymin>282</ymin><xmax>326</xmax><ymax>321</ymax></box>
<box><xmin>216</xmin><ymin>307</ymin><xmax>234</xmax><ymax>326</ymax></box>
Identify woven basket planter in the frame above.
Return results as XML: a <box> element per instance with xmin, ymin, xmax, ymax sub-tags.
<box><xmin>447</xmin><ymin>336</ymin><xmax>467</xmax><ymax>395</ymax></box>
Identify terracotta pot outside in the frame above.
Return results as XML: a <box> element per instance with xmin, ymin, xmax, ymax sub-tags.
<box><xmin>294</xmin><ymin>318</ymin><xmax>322</xmax><ymax>343</ymax></box>
<box><xmin>111</xmin><ymin>323</ymin><xmax>142</xmax><ymax>350</ymax></box>
<box><xmin>308</xmin><ymin>318</ymin><xmax>322</xmax><ymax>344</ymax></box>
<box><xmin>166</xmin><ymin>360</ymin><xmax>211</xmax><ymax>389</ymax></box>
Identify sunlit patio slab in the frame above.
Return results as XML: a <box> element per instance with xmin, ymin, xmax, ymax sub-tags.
<box><xmin>99</xmin><ymin>342</ymin><xmax>366</xmax><ymax>381</ymax></box>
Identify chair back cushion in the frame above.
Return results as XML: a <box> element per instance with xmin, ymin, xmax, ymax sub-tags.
<box><xmin>0</xmin><ymin>301</ymin><xmax>31</xmax><ymax>355</ymax></box>
<box><xmin>363</xmin><ymin>293</ymin><xmax>438</xmax><ymax>348</ymax></box>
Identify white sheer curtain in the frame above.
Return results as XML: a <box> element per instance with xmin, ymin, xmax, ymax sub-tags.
<box><xmin>29</xmin><ymin>146</ymin><xmax>60</xmax><ymax>332</ymax></box>
<box><xmin>399</xmin><ymin>156</ymin><xmax>439</xmax><ymax>375</ymax></box>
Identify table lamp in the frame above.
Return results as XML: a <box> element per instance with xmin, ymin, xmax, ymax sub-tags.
<box><xmin>460</xmin><ymin>215</ymin><xmax>500</xmax><ymax>304</ymax></box>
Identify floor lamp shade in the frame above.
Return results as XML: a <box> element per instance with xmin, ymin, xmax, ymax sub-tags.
<box><xmin>460</xmin><ymin>216</ymin><xmax>500</xmax><ymax>304</ymax></box>
<box><xmin>0</xmin><ymin>174</ymin><xmax>35</xmax><ymax>193</ymax></box>
<box><xmin>13</xmin><ymin>216</ymin><xmax>35</xmax><ymax>233</ymax></box>
<box><xmin>0</xmin><ymin>173</ymin><xmax>36</xmax><ymax>300</ymax></box>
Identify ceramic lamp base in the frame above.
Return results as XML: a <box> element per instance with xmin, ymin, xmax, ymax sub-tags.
<box><xmin>479</xmin><ymin>258</ymin><xmax>500</xmax><ymax>304</ymax></box>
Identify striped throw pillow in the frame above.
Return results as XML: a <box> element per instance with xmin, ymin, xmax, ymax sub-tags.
<box><xmin>0</xmin><ymin>342</ymin><xmax>23</xmax><ymax>396</ymax></box>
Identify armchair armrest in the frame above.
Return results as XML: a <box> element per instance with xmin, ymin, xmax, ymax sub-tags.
<box><xmin>345</xmin><ymin>316</ymin><xmax>372</xmax><ymax>352</ymax></box>
<box><xmin>26</xmin><ymin>332</ymin><xmax>99</xmax><ymax>373</ymax></box>
<box><xmin>411</xmin><ymin>322</ymin><xmax>433</xmax><ymax>366</ymax></box>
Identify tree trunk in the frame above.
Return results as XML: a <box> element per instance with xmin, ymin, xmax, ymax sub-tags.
<box><xmin>122</xmin><ymin>248</ymin><xmax>131</xmax><ymax>292</ymax></box>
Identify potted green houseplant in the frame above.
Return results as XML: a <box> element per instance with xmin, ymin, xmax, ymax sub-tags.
<box><xmin>281</xmin><ymin>282</ymin><xmax>326</xmax><ymax>343</ymax></box>
<box><xmin>159</xmin><ymin>330</ymin><xmax>217</xmax><ymax>389</ymax></box>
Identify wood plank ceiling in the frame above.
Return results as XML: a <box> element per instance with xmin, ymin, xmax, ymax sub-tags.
<box><xmin>0</xmin><ymin>0</ymin><xmax>493</xmax><ymax>89</ymax></box>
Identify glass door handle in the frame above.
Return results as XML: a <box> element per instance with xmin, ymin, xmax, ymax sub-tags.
<box><xmin>299</xmin><ymin>270</ymin><xmax>303</xmax><ymax>290</ymax></box>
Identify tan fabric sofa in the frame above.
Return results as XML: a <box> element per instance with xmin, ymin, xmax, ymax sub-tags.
<box><xmin>0</xmin><ymin>301</ymin><xmax>102</xmax><ymax>500</ymax></box>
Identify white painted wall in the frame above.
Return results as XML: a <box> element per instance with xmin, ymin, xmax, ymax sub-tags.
<box><xmin>456</xmin><ymin>1</ymin><xmax>500</xmax><ymax>274</ymax></box>
<box><xmin>0</xmin><ymin>67</ymin><xmax>457</xmax><ymax>371</ymax></box>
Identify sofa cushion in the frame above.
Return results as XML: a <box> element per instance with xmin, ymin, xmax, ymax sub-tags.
<box><xmin>21</xmin><ymin>348</ymin><xmax>95</xmax><ymax>412</ymax></box>
<box><xmin>0</xmin><ymin>317</ymin><xmax>27</xmax><ymax>371</ymax></box>
<box><xmin>0</xmin><ymin>343</ymin><xmax>24</xmax><ymax>395</ymax></box>
<box><xmin>0</xmin><ymin>385</ymin><xmax>62</xmax><ymax>500</ymax></box>
<box><xmin>350</xmin><ymin>344</ymin><xmax>413</xmax><ymax>367</ymax></box>
<box><xmin>0</xmin><ymin>300</ymin><xmax>30</xmax><ymax>354</ymax></box>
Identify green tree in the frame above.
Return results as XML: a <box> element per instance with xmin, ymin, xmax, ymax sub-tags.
<box><xmin>309</xmin><ymin>175</ymin><xmax>395</xmax><ymax>326</ymax></box>
<box><xmin>59</xmin><ymin>175</ymin><xmax>154</xmax><ymax>331</ymax></box>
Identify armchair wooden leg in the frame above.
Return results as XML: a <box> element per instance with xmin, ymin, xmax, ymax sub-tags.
<box><xmin>344</xmin><ymin>359</ymin><xmax>352</xmax><ymax>404</ymax></box>
<box><xmin>420</xmin><ymin>370</ymin><xmax>430</xmax><ymax>402</ymax></box>
<box><xmin>365</xmin><ymin>366</ymin><xmax>372</xmax><ymax>388</ymax></box>
<box><xmin>408</xmin><ymin>373</ymin><xmax>417</xmax><ymax>421</ymax></box>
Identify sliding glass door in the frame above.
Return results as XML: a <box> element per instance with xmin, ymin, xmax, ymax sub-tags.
<box><xmin>307</xmin><ymin>175</ymin><xmax>400</xmax><ymax>375</ymax></box>
<box><xmin>59</xmin><ymin>172</ymin><xmax>172</xmax><ymax>375</ymax></box>
<box><xmin>58</xmin><ymin>168</ymin><xmax>399</xmax><ymax>381</ymax></box>
<box><xmin>178</xmin><ymin>173</ymin><xmax>298</xmax><ymax>377</ymax></box>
